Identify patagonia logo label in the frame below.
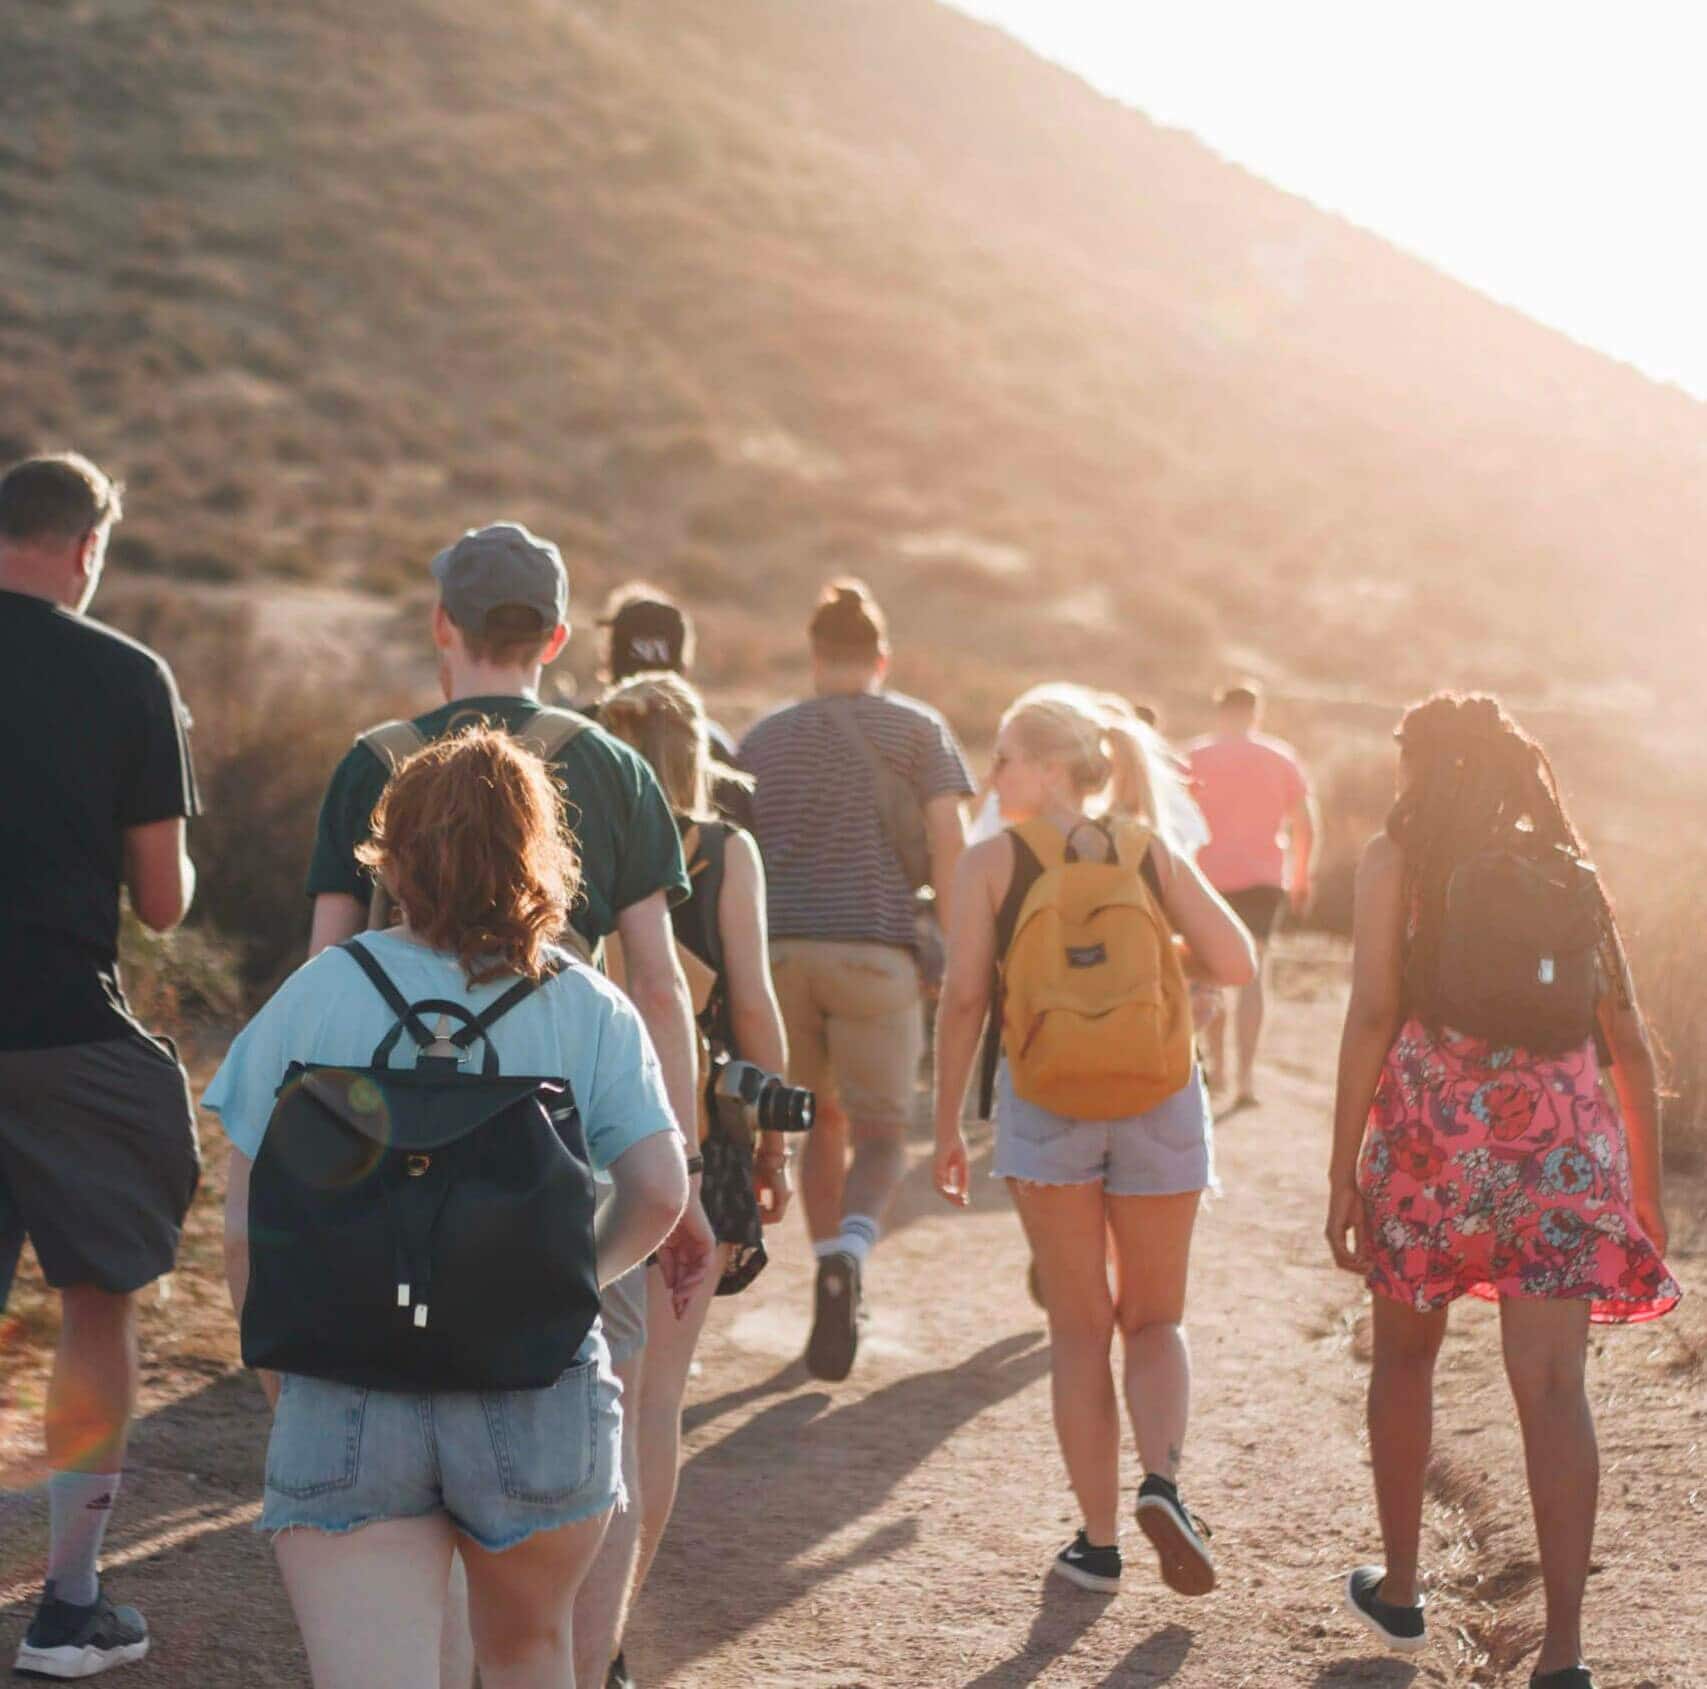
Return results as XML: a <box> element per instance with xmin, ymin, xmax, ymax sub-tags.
<box><xmin>1537</xmin><ymin>955</ymin><xmax>1556</xmax><ymax>986</ymax></box>
<box><xmin>1066</xmin><ymin>944</ymin><xmax>1107</xmax><ymax>969</ymax></box>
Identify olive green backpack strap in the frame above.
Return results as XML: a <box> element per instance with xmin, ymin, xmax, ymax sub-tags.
<box><xmin>354</xmin><ymin>721</ymin><xmax>430</xmax><ymax>931</ymax></box>
<box><xmin>516</xmin><ymin>706</ymin><xmax>592</xmax><ymax>764</ymax></box>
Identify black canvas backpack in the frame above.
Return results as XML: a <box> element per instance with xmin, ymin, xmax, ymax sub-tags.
<box><xmin>241</xmin><ymin>939</ymin><xmax>600</xmax><ymax>1393</ymax></box>
<box><xmin>1416</xmin><ymin>844</ymin><xmax>1603</xmax><ymax>1054</ymax></box>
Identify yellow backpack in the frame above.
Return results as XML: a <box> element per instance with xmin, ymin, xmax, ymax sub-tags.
<box><xmin>997</xmin><ymin>816</ymin><xmax>1193</xmax><ymax>1120</ymax></box>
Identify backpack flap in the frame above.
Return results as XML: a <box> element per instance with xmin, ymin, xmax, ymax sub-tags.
<box><xmin>294</xmin><ymin>1066</ymin><xmax>566</xmax><ymax>1155</ymax></box>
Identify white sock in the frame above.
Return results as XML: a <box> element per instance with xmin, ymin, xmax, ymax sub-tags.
<box><xmin>834</xmin><ymin>1214</ymin><xmax>880</xmax><ymax>1265</ymax></box>
<box><xmin>812</xmin><ymin>1238</ymin><xmax>844</xmax><ymax>1262</ymax></box>
<box><xmin>47</xmin><ymin>1471</ymin><xmax>121</xmax><ymax>1606</ymax></box>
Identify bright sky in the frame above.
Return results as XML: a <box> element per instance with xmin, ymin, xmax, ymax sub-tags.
<box><xmin>951</xmin><ymin>1</ymin><xmax>1707</xmax><ymax>400</ymax></box>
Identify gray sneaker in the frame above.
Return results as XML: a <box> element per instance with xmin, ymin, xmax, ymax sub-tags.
<box><xmin>15</xmin><ymin>1581</ymin><xmax>149</xmax><ymax>1678</ymax></box>
<box><xmin>805</xmin><ymin>1251</ymin><xmax>861</xmax><ymax>1381</ymax></box>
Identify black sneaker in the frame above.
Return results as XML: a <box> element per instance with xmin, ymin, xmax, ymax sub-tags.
<box><xmin>805</xmin><ymin>1251</ymin><xmax>861</xmax><ymax>1381</ymax></box>
<box><xmin>1343</xmin><ymin>1566</ymin><xmax>1427</xmax><ymax>1654</ymax></box>
<box><xmin>1134</xmin><ymin>1474</ymin><xmax>1216</xmax><ymax>1596</ymax></box>
<box><xmin>1529</xmin><ymin>1670</ymin><xmax>1595</xmax><ymax>1689</ymax></box>
<box><xmin>606</xmin><ymin>1648</ymin><xmax>637</xmax><ymax>1688</ymax></box>
<box><xmin>14</xmin><ymin>1581</ymin><xmax>149</xmax><ymax>1678</ymax></box>
<box><xmin>1049</xmin><ymin>1529</ymin><xmax>1122</xmax><ymax>1594</ymax></box>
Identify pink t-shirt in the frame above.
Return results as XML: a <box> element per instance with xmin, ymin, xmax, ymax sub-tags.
<box><xmin>1184</xmin><ymin>732</ymin><xmax>1310</xmax><ymax>894</ymax></box>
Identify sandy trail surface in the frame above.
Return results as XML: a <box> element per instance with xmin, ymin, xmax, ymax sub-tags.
<box><xmin>3</xmin><ymin>951</ymin><xmax>1701</xmax><ymax>1686</ymax></box>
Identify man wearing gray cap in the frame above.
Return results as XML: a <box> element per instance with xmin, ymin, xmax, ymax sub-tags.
<box><xmin>303</xmin><ymin>521</ymin><xmax>711</xmax><ymax>1687</ymax></box>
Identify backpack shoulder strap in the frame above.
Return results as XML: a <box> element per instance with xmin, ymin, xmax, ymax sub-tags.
<box><xmin>1011</xmin><ymin>817</ymin><xmax>1069</xmax><ymax>873</ymax></box>
<box><xmin>518</xmin><ymin>706</ymin><xmax>593</xmax><ymax>763</ymax></box>
<box><xmin>356</xmin><ymin>719</ymin><xmax>429</xmax><ymax>773</ymax></box>
<box><xmin>453</xmin><ymin>954</ymin><xmax>567</xmax><ymax>1049</ymax></box>
<box><xmin>1109</xmin><ymin>817</ymin><xmax>1167</xmax><ymax>908</ymax></box>
<box><xmin>339</xmin><ymin>939</ymin><xmax>435</xmax><ymax>1048</ymax></box>
<box><xmin>979</xmin><ymin>827</ymin><xmax>1049</xmax><ymax>1118</ymax></box>
<box><xmin>687</xmin><ymin>821</ymin><xmax>731</xmax><ymax>979</ymax></box>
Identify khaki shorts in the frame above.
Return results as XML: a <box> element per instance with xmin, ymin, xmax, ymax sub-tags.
<box><xmin>769</xmin><ymin>940</ymin><xmax>922</xmax><ymax>1134</ymax></box>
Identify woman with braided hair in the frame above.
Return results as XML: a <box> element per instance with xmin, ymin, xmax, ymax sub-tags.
<box><xmin>1326</xmin><ymin>693</ymin><xmax>1678</xmax><ymax>1687</ymax></box>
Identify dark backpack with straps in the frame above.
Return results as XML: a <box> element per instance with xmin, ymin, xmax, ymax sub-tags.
<box><xmin>1413</xmin><ymin>844</ymin><xmax>1604</xmax><ymax>1054</ymax></box>
<box><xmin>241</xmin><ymin>939</ymin><xmax>600</xmax><ymax>1393</ymax></box>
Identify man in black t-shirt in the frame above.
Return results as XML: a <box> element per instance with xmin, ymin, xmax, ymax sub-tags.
<box><xmin>0</xmin><ymin>454</ymin><xmax>200</xmax><ymax>1677</ymax></box>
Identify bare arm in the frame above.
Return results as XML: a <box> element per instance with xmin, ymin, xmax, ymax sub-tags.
<box><xmin>1325</xmin><ymin>834</ymin><xmax>1406</xmax><ymax>1269</ymax></box>
<box><xmin>717</xmin><ymin>831</ymin><xmax>794</xmax><ymax>1220</ymax></box>
<box><xmin>123</xmin><ymin>818</ymin><xmax>195</xmax><ymax>932</ymax></box>
<box><xmin>1152</xmin><ymin>836</ymin><xmax>1258</xmax><ymax>987</ymax></box>
<box><xmin>221</xmin><ymin>1150</ymin><xmax>279</xmax><ymax>1407</ymax></box>
<box><xmin>924</xmin><ymin>791</ymin><xmax>968</xmax><ymax>930</ymax></box>
<box><xmin>716</xmin><ymin>832</ymin><xmax>788</xmax><ymax>1076</ymax></box>
<box><xmin>1288</xmin><ymin>790</ymin><xmax>1320</xmax><ymax>912</ymax></box>
<box><xmin>614</xmin><ymin>889</ymin><xmax>715</xmax><ymax>1313</ymax></box>
<box><xmin>1596</xmin><ymin>934</ymin><xmax>1668</xmax><ymax>1254</ymax></box>
<box><xmin>930</xmin><ymin>836</ymin><xmax>1006</xmax><ymax>1206</ymax></box>
<box><xmin>597</xmin><ymin>1131</ymin><xmax>690</xmax><ymax>1287</ymax></box>
<box><xmin>308</xmin><ymin>892</ymin><xmax>365</xmax><ymax>958</ymax></box>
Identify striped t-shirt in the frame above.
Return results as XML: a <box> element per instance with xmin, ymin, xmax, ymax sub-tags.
<box><xmin>739</xmin><ymin>691</ymin><xmax>975</xmax><ymax>951</ymax></box>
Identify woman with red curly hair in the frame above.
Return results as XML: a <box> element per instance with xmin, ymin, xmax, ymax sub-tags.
<box><xmin>207</xmin><ymin>727</ymin><xmax>690</xmax><ymax>1689</ymax></box>
<box><xmin>1326</xmin><ymin>694</ymin><xmax>1678</xmax><ymax>1688</ymax></box>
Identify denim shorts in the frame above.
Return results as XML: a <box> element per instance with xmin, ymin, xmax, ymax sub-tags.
<box><xmin>991</xmin><ymin>1064</ymin><xmax>1216</xmax><ymax>1197</ymax></box>
<box><xmin>261</xmin><ymin>1333</ymin><xmax>623</xmax><ymax>1551</ymax></box>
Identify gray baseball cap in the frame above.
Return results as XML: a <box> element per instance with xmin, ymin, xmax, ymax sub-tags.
<box><xmin>429</xmin><ymin>522</ymin><xmax>568</xmax><ymax>633</ymax></box>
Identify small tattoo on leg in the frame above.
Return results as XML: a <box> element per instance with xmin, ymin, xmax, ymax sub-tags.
<box><xmin>1166</xmin><ymin>1443</ymin><xmax>1182</xmax><ymax>1476</ymax></box>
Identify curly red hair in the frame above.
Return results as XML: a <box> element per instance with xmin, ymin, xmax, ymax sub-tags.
<box><xmin>356</xmin><ymin>725</ymin><xmax>580</xmax><ymax>985</ymax></box>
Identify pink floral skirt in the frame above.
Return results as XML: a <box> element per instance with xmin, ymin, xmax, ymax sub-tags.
<box><xmin>1357</xmin><ymin>1019</ymin><xmax>1680</xmax><ymax>1323</ymax></box>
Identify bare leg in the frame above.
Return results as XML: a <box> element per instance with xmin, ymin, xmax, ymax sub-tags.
<box><xmin>839</xmin><ymin>1113</ymin><xmax>907</xmax><ymax>1231</ymax></box>
<box><xmin>277</xmin><ymin>1515</ymin><xmax>457</xmax><ymax>1689</ymax></box>
<box><xmin>799</xmin><ymin>1095</ymin><xmax>848</xmax><ymax>1245</ymax></box>
<box><xmin>47</xmin><ymin>1287</ymin><xmax>137</xmax><ymax>1474</ymax></box>
<box><xmin>1366</xmin><ymin>1296</ymin><xmax>1448</xmax><ymax>1606</ymax></box>
<box><xmin>463</xmin><ymin>1512</ymin><xmax>610</xmax><ymax>1689</ymax></box>
<box><xmin>1203</xmin><ymin>994</ymin><xmax>1228</xmax><ymax>1093</ymax></box>
<box><xmin>1010</xmin><ymin>1180</ymin><xmax>1119</xmax><ymax>1545</ymax></box>
<box><xmin>1234</xmin><ymin>941</ymin><xmax>1269</xmax><ymax>1101</ymax></box>
<box><xmin>1501</xmin><ymin>1298</ymin><xmax>1595</xmax><ymax>1678</ymax></box>
<box><xmin>1106</xmin><ymin>1193</ymin><xmax>1200</xmax><ymax>1480</ymax></box>
<box><xmin>630</xmin><ymin>1249</ymin><xmax>726</xmax><ymax>1603</ymax></box>
<box><xmin>571</xmin><ymin>1351</ymin><xmax>643</xmax><ymax>1686</ymax></box>
<box><xmin>438</xmin><ymin>1556</ymin><xmax>477</xmax><ymax>1689</ymax></box>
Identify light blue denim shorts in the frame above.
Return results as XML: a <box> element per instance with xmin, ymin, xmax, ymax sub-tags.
<box><xmin>991</xmin><ymin>1064</ymin><xmax>1216</xmax><ymax>1197</ymax></box>
<box><xmin>261</xmin><ymin>1331</ymin><xmax>624</xmax><ymax>1551</ymax></box>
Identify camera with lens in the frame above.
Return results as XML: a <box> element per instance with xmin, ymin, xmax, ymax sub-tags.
<box><xmin>707</xmin><ymin>1052</ymin><xmax>815</xmax><ymax>1148</ymax></box>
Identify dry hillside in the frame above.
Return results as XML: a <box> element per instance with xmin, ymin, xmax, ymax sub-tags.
<box><xmin>4</xmin><ymin>0</ymin><xmax>1707</xmax><ymax>722</ymax></box>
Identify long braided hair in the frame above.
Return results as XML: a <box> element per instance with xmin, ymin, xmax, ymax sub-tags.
<box><xmin>1385</xmin><ymin>693</ymin><xmax>1630</xmax><ymax>1016</ymax></box>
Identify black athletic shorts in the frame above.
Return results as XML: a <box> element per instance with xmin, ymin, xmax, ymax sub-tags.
<box><xmin>0</xmin><ymin>1031</ymin><xmax>201</xmax><ymax>1295</ymax></box>
<box><xmin>1223</xmin><ymin>884</ymin><xmax>1288</xmax><ymax>943</ymax></box>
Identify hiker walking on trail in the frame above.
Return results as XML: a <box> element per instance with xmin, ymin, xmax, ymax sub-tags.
<box><xmin>300</xmin><ymin>523</ymin><xmax>712</xmax><ymax>1686</ymax></box>
<box><xmin>931</xmin><ymin>684</ymin><xmax>1255</xmax><ymax>1599</ymax></box>
<box><xmin>1326</xmin><ymin>693</ymin><xmax>1678</xmax><ymax>1686</ymax></box>
<box><xmin>739</xmin><ymin>579</ymin><xmax>974</xmax><ymax>1381</ymax></box>
<box><xmin>1184</xmin><ymin>682</ymin><xmax>1316</xmax><ymax>1113</ymax></box>
<box><xmin>0</xmin><ymin>455</ymin><xmax>200</xmax><ymax>1680</ymax></box>
<box><xmin>598</xmin><ymin>670</ymin><xmax>804</xmax><ymax>1687</ymax></box>
<box><xmin>210</xmin><ymin>729</ymin><xmax>691</xmax><ymax>1689</ymax></box>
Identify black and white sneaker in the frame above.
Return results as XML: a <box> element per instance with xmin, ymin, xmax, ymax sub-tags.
<box><xmin>1528</xmin><ymin>1669</ymin><xmax>1595</xmax><ymax>1688</ymax></box>
<box><xmin>1050</xmin><ymin>1530</ymin><xmax>1122</xmax><ymax>1593</ymax></box>
<box><xmin>1134</xmin><ymin>1474</ymin><xmax>1216</xmax><ymax>1596</ymax></box>
<box><xmin>606</xmin><ymin>1648</ymin><xmax>637</xmax><ymax>1688</ymax></box>
<box><xmin>805</xmin><ymin>1251</ymin><xmax>861</xmax><ymax>1382</ymax></box>
<box><xmin>14</xmin><ymin>1581</ymin><xmax>149</xmax><ymax>1678</ymax></box>
<box><xmin>1343</xmin><ymin>1566</ymin><xmax>1427</xmax><ymax>1654</ymax></box>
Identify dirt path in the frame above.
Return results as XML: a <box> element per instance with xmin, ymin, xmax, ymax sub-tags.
<box><xmin>3</xmin><ymin>952</ymin><xmax>1701</xmax><ymax>1686</ymax></box>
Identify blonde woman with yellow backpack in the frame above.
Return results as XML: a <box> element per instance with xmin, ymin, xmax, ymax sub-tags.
<box><xmin>933</xmin><ymin>685</ymin><xmax>1255</xmax><ymax>1597</ymax></box>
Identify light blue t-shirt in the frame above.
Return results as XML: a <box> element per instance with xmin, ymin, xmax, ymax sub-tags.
<box><xmin>204</xmin><ymin>930</ymin><xmax>676</xmax><ymax>1172</ymax></box>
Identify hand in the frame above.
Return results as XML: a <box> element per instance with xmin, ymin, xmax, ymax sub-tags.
<box><xmin>934</xmin><ymin>1130</ymin><xmax>971</xmax><ymax>1208</ymax></box>
<box><xmin>1635</xmin><ymin>1191</ymin><xmax>1669</xmax><ymax>1258</ymax></box>
<box><xmin>752</xmin><ymin>1153</ymin><xmax>794</xmax><ymax>1226</ymax></box>
<box><xmin>655</xmin><ymin>1191</ymin><xmax>715</xmax><ymax>1319</ymax></box>
<box><xmin>1325</xmin><ymin>1180</ymin><xmax>1368</xmax><ymax>1274</ymax></box>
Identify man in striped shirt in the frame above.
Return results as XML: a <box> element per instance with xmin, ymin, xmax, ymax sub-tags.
<box><xmin>740</xmin><ymin>580</ymin><xmax>973</xmax><ymax>1381</ymax></box>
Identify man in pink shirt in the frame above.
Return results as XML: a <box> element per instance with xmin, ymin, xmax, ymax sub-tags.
<box><xmin>1185</xmin><ymin>684</ymin><xmax>1317</xmax><ymax>1113</ymax></box>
